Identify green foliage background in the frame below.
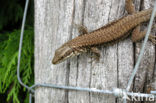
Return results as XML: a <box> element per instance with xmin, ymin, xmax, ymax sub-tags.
<box><xmin>0</xmin><ymin>0</ymin><xmax>34</xmax><ymax>103</ymax></box>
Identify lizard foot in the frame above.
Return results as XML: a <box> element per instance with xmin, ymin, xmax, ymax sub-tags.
<box><xmin>149</xmin><ymin>35</ymin><xmax>156</xmax><ymax>44</ymax></box>
<box><xmin>88</xmin><ymin>55</ymin><xmax>100</xmax><ymax>64</ymax></box>
<box><xmin>72</xmin><ymin>22</ymin><xmax>88</xmax><ymax>35</ymax></box>
<box><xmin>87</xmin><ymin>47</ymin><xmax>100</xmax><ymax>63</ymax></box>
<box><xmin>90</xmin><ymin>47</ymin><xmax>100</xmax><ymax>62</ymax></box>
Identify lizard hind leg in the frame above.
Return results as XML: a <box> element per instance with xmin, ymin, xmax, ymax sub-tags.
<box><xmin>126</xmin><ymin>0</ymin><xmax>156</xmax><ymax>45</ymax></box>
<box><xmin>150</xmin><ymin>24</ymin><xmax>156</xmax><ymax>44</ymax></box>
<box><xmin>131</xmin><ymin>25</ymin><xmax>145</xmax><ymax>42</ymax></box>
<box><xmin>149</xmin><ymin>24</ymin><xmax>156</xmax><ymax>44</ymax></box>
<box><xmin>149</xmin><ymin>35</ymin><xmax>156</xmax><ymax>44</ymax></box>
<box><xmin>131</xmin><ymin>24</ymin><xmax>156</xmax><ymax>44</ymax></box>
<box><xmin>125</xmin><ymin>0</ymin><xmax>136</xmax><ymax>14</ymax></box>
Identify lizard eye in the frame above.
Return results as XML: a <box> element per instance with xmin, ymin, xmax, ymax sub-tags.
<box><xmin>59</xmin><ymin>56</ymin><xmax>64</xmax><ymax>60</ymax></box>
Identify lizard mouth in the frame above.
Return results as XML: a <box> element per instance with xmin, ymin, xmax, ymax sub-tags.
<box><xmin>52</xmin><ymin>53</ymin><xmax>66</xmax><ymax>65</ymax></box>
<box><xmin>52</xmin><ymin>45</ymin><xmax>75</xmax><ymax>65</ymax></box>
<box><xmin>52</xmin><ymin>49</ymin><xmax>77</xmax><ymax>64</ymax></box>
<box><xmin>52</xmin><ymin>57</ymin><xmax>60</xmax><ymax>64</ymax></box>
<box><xmin>52</xmin><ymin>52</ymin><xmax>74</xmax><ymax>65</ymax></box>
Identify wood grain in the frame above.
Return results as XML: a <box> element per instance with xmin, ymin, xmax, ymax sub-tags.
<box><xmin>35</xmin><ymin>0</ymin><xmax>156</xmax><ymax>103</ymax></box>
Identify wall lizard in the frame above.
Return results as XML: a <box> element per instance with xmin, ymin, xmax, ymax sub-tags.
<box><xmin>52</xmin><ymin>0</ymin><xmax>156</xmax><ymax>64</ymax></box>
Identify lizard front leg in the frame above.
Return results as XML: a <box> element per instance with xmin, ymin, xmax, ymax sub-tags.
<box><xmin>72</xmin><ymin>23</ymin><xmax>88</xmax><ymax>35</ymax></box>
<box><xmin>73</xmin><ymin>23</ymin><xmax>101</xmax><ymax>61</ymax></box>
<box><xmin>90</xmin><ymin>47</ymin><xmax>100</xmax><ymax>61</ymax></box>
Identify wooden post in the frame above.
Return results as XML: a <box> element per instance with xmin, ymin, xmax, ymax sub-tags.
<box><xmin>35</xmin><ymin>0</ymin><xmax>156</xmax><ymax>103</ymax></box>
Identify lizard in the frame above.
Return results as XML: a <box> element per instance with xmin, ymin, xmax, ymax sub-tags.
<box><xmin>52</xmin><ymin>0</ymin><xmax>156</xmax><ymax>65</ymax></box>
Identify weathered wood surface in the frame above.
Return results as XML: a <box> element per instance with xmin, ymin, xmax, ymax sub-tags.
<box><xmin>133</xmin><ymin>0</ymin><xmax>156</xmax><ymax>103</ymax></box>
<box><xmin>35</xmin><ymin>0</ymin><xmax>156</xmax><ymax>103</ymax></box>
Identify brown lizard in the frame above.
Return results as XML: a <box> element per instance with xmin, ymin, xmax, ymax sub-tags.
<box><xmin>52</xmin><ymin>0</ymin><xmax>156</xmax><ymax>65</ymax></box>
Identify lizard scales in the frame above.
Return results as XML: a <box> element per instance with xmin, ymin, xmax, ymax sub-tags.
<box><xmin>67</xmin><ymin>8</ymin><xmax>152</xmax><ymax>48</ymax></box>
<box><xmin>52</xmin><ymin>8</ymin><xmax>155</xmax><ymax>64</ymax></box>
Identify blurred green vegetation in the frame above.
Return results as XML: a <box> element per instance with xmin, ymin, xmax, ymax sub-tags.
<box><xmin>0</xmin><ymin>0</ymin><xmax>34</xmax><ymax>103</ymax></box>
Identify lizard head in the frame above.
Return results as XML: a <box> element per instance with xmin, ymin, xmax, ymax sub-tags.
<box><xmin>52</xmin><ymin>44</ymin><xmax>77</xmax><ymax>64</ymax></box>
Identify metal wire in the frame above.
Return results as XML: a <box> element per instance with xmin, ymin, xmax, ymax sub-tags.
<box><xmin>29</xmin><ymin>84</ymin><xmax>156</xmax><ymax>98</ymax></box>
<box><xmin>16</xmin><ymin>0</ymin><xmax>34</xmax><ymax>93</ymax></box>
<box><xmin>151</xmin><ymin>91</ymin><xmax>156</xmax><ymax>94</ymax></box>
<box><xmin>30</xmin><ymin>83</ymin><xmax>113</xmax><ymax>94</ymax></box>
<box><xmin>126</xmin><ymin>0</ymin><xmax>156</xmax><ymax>91</ymax></box>
<box><xmin>29</xmin><ymin>93</ymin><xmax>32</xmax><ymax>103</ymax></box>
<box><xmin>17</xmin><ymin>0</ymin><xmax>156</xmax><ymax>102</ymax></box>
